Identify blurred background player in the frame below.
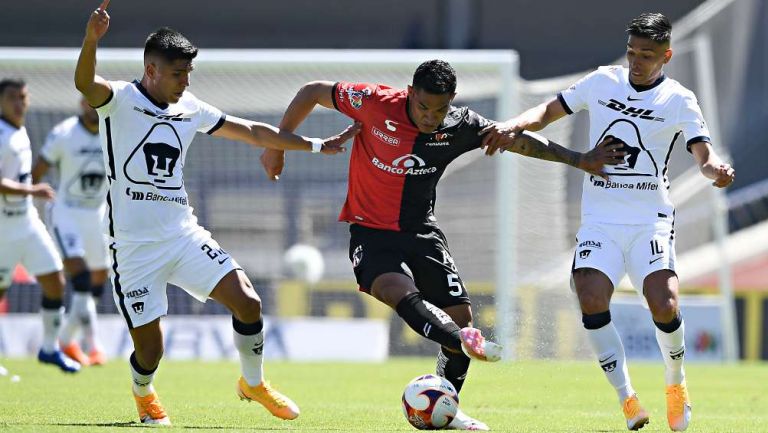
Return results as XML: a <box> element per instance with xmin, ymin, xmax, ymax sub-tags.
<box><xmin>75</xmin><ymin>0</ymin><xmax>358</xmax><ymax>425</ymax></box>
<box><xmin>32</xmin><ymin>97</ymin><xmax>109</xmax><ymax>367</ymax></box>
<box><xmin>481</xmin><ymin>12</ymin><xmax>735</xmax><ymax>432</ymax></box>
<box><xmin>262</xmin><ymin>59</ymin><xmax>623</xmax><ymax>431</ymax></box>
<box><xmin>0</xmin><ymin>78</ymin><xmax>80</xmax><ymax>373</ymax></box>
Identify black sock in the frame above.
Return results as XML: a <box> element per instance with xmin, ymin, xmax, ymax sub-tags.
<box><xmin>395</xmin><ymin>292</ymin><xmax>462</xmax><ymax>351</ymax></box>
<box><xmin>437</xmin><ymin>346</ymin><xmax>471</xmax><ymax>393</ymax></box>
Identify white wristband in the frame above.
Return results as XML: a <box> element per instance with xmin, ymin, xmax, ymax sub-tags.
<box><xmin>309</xmin><ymin>138</ymin><xmax>324</xmax><ymax>153</ymax></box>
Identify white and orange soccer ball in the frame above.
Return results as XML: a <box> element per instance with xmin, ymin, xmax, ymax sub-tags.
<box><xmin>401</xmin><ymin>374</ymin><xmax>459</xmax><ymax>430</ymax></box>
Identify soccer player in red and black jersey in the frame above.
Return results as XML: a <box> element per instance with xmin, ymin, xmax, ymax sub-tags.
<box><xmin>262</xmin><ymin>60</ymin><xmax>623</xmax><ymax>430</ymax></box>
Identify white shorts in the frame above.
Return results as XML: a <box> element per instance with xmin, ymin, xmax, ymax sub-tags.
<box><xmin>110</xmin><ymin>226</ymin><xmax>241</xmax><ymax>329</ymax></box>
<box><xmin>46</xmin><ymin>203</ymin><xmax>110</xmax><ymax>270</ymax></box>
<box><xmin>0</xmin><ymin>216</ymin><xmax>63</xmax><ymax>288</ymax></box>
<box><xmin>572</xmin><ymin>221</ymin><xmax>677</xmax><ymax>295</ymax></box>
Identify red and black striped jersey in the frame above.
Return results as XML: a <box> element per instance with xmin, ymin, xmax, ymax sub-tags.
<box><xmin>332</xmin><ymin>81</ymin><xmax>492</xmax><ymax>232</ymax></box>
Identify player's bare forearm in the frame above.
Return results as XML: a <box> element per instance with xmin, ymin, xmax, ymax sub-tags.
<box><xmin>215</xmin><ymin>117</ymin><xmax>313</xmax><ymax>151</ymax></box>
<box><xmin>508</xmin><ymin>131</ymin><xmax>581</xmax><ymax>168</ymax></box>
<box><xmin>691</xmin><ymin>140</ymin><xmax>735</xmax><ymax>187</ymax></box>
<box><xmin>76</xmin><ymin>1</ymin><xmax>112</xmax><ymax>106</ymax></box>
<box><xmin>0</xmin><ymin>178</ymin><xmax>33</xmax><ymax>196</ymax></box>
<box><xmin>75</xmin><ymin>39</ymin><xmax>111</xmax><ymax>107</ymax></box>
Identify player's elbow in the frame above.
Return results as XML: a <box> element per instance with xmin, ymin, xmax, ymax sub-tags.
<box><xmin>300</xmin><ymin>81</ymin><xmax>335</xmax><ymax>107</ymax></box>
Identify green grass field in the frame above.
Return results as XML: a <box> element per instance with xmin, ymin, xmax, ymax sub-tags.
<box><xmin>0</xmin><ymin>358</ymin><xmax>765</xmax><ymax>432</ymax></box>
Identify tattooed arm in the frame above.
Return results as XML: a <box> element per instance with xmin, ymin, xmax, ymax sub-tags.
<box><xmin>506</xmin><ymin>131</ymin><xmax>626</xmax><ymax>180</ymax></box>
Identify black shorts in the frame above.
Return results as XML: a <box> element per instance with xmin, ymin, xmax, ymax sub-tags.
<box><xmin>348</xmin><ymin>224</ymin><xmax>471</xmax><ymax>308</ymax></box>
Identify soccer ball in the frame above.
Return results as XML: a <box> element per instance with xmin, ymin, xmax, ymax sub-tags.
<box><xmin>282</xmin><ymin>244</ymin><xmax>325</xmax><ymax>284</ymax></box>
<box><xmin>401</xmin><ymin>374</ymin><xmax>459</xmax><ymax>430</ymax></box>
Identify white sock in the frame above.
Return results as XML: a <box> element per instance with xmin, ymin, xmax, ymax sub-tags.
<box><xmin>655</xmin><ymin>319</ymin><xmax>686</xmax><ymax>385</ymax></box>
<box><xmin>41</xmin><ymin>307</ymin><xmax>64</xmax><ymax>353</ymax></box>
<box><xmin>82</xmin><ymin>295</ymin><xmax>100</xmax><ymax>352</ymax></box>
<box><xmin>60</xmin><ymin>292</ymin><xmax>90</xmax><ymax>346</ymax></box>
<box><xmin>587</xmin><ymin>322</ymin><xmax>635</xmax><ymax>404</ymax></box>
<box><xmin>130</xmin><ymin>353</ymin><xmax>157</xmax><ymax>397</ymax></box>
<box><xmin>233</xmin><ymin>329</ymin><xmax>264</xmax><ymax>387</ymax></box>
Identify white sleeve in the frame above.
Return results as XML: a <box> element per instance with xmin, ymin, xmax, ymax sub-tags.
<box><xmin>39</xmin><ymin>129</ymin><xmax>62</xmax><ymax>164</ymax></box>
<box><xmin>94</xmin><ymin>80</ymin><xmax>130</xmax><ymax>117</ymax></box>
<box><xmin>196</xmin><ymin>98</ymin><xmax>226</xmax><ymax>135</ymax></box>
<box><xmin>557</xmin><ymin>69</ymin><xmax>602</xmax><ymax>114</ymax></box>
<box><xmin>678</xmin><ymin>93</ymin><xmax>712</xmax><ymax>152</ymax></box>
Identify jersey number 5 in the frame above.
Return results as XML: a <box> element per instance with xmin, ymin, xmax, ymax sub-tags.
<box><xmin>447</xmin><ymin>273</ymin><xmax>463</xmax><ymax>296</ymax></box>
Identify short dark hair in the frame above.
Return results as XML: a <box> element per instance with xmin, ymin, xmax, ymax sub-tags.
<box><xmin>412</xmin><ymin>60</ymin><xmax>457</xmax><ymax>95</ymax></box>
<box><xmin>627</xmin><ymin>13</ymin><xmax>671</xmax><ymax>43</ymax></box>
<box><xmin>144</xmin><ymin>27</ymin><xmax>198</xmax><ymax>62</ymax></box>
<box><xmin>0</xmin><ymin>78</ymin><xmax>26</xmax><ymax>96</ymax></box>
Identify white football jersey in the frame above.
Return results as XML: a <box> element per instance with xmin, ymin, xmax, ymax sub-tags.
<box><xmin>0</xmin><ymin>118</ymin><xmax>36</xmax><ymax>221</ymax></box>
<box><xmin>40</xmin><ymin>116</ymin><xmax>107</xmax><ymax>210</ymax></box>
<box><xmin>95</xmin><ymin>80</ymin><xmax>225</xmax><ymax>242</ymax></box>
<box><xmin>559</xmin><ymin>65</ymin><xmax>710</xmax><ymax>225</ymax></box>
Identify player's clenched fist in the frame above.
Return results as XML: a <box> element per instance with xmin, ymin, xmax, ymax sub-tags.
<box><xmin>85</xmin><ymin>0</ymin><xmax>111</xmax><ymax>42</ymax></box>
<box><xmin>479</xmin><ymin>120</ymin><xmax>524</xmax><ymax>156</ymax></box>
<box><xmin>712</xmin><ymin>163</ymin><xmax>735</xmax><ymax>188</ymax></box>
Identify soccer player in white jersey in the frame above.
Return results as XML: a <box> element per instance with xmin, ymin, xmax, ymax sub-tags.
<box><xmin>75</xmin><ymin>0</ymin><xmax>359</xmax><ymax>426</ymax></box>
<box><xmin>481</xmin><ymin>13</ymin><xmax>734</xmax><ymax>432</ymax></box>
<box><xmin>0</xmin><ymin>78</ymin><xmax>81</xmax><ymax>374</ymax></box>
<box><xmin>32</xmin><ymin>98</ymin><xmax>109</xmax><ymax>367</ymax></box>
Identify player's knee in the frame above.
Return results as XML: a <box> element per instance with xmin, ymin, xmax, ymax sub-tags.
<box><xmin>647</xmin><ymin>296</ymin><xmax>678</xmax><ymax>321</ymax></box>
<box><xmin>71</xmin><ymin>270</ymin><xmax>92</xmax><ymax>293</ymax></box>
<box><xmin>577</xmin><ymin>289</ymin><xmax>610</xmax><ymax>314</ymax></box>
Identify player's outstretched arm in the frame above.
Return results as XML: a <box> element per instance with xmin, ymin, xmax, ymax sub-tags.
<box><xmin>213</xmin><ymin>116</ymin><xmax>360</xmax><ymax>153</ymax></box>
<box><xmin>261</xmin><ymin>81</ymin><xmax>337</xmax><ymax>180</ymax></box>
<box><xmin>480</xmin><ymin>97</ymin><xmax>568</xmax><ymax>155</ymax></box>
<box><xmin>0</xmin><ymin>178</ymin><xmax>55</xmax><ymax>200</ymax></box>
<box><xmin>74</xmin><ymin>0</ymin><xmax>112</xmax><ymax>107</ymax></box>
<box><xmin>690</xmin><ymin>141</ymin><xmax>735</xmax><ymax>188</ymax></box>
<box><xmin>502</xmin><ymin>132</ymin><xmax>627</xmax><ymax>180</ymax></box>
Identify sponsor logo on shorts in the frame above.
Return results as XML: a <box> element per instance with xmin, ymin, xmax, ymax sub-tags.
<box><xmin>131</xmin><ymin>302</ymin><xmax>145</xmax><ymax>314</ymax></box>
<box><xmin>578</xmin><ymin>240</ymin><xmax>602</xmax><ymax>249</ymax></box>
<box><xmin>126</xmin><ymin>286</ymin><xmax>149</xmax><ymax>299</ymax></box>
<box><xmin>352</xmin><ymin>245</ymin><xmax>363</xmax><ymax>268</ymax></box>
